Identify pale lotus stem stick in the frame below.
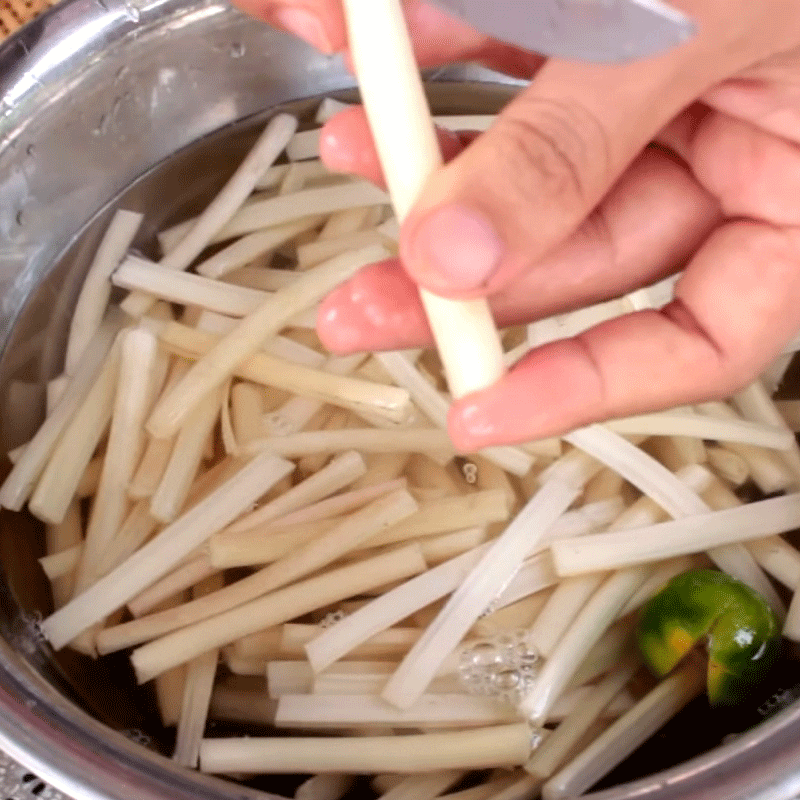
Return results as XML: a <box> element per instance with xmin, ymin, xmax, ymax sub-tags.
<box><xmin>539</xmin><ymin>448</ymin><xmax>604</xmax><ymax>491</ymax></box>
<box><xmin>73</xmin><ymin>328</ymin><xmax>160</xmax><ymax>593</ymax></box>
<box><xmin>235</xmin><ymin>628</ymin><xmax>283</xmax><ymax>660</ymax></box>
<box><xmin>28</xmin><ymin>345</ymin><xmax>120</xmax><ymax>525</ymax></box>
<box><xmin>747</xmin><ymin>536</ymin><xmax>800</xmax><ymax>591</ymax></box>
<box><xmin>263</xmin><ymin>354</ymin><xmax>367</xmax><ymax>437</ymax></box>
<box><xmin>372</xmin><ymin>776</ymin><xmax>406</xmax><ymax>795</ymax></box>
<box><xmin>317</xmin><ymin>206</ymin><xmax>376</xmax><ymax>241</ymax></box>
<box><xmin>115</xmin><ymin>256</ymin><xmax>271</xmax><ymax>318</ymax></box>
<box><xmin>473</xmin><ymin>591</ymin><xmax>553</xmax><ymax>638</ymax></box>
<box><xmin>343</xmin><ymin>0</ymin><xmax>504</xmax><ymax>398</ymax></box>
<box><xmin>150</xmin><ymin>387</ymin><xmax>222</xmax><ymax>523</ymax></box>
<box><xmin>374</xmin><ymin>771</ymin><xmax>464</xmax><ymax>800</ymax></box>
<box><xmin>519</xmin><ymin>565</ymin><xmax>651</xmax><ymax>726</ymax></box>
<box><xmin>298</xmin><ymin>230</ymin><xmax>391</xmax><ymax>269</ymax></box>
<box><xmin>45</xmin><ymin>502</ymin><xmax>83</xmax><ymax>609</ymax></box>
<box><xmin>0</xmin><ymin>314</ymin><xmax>123</xmax><ymax>511</ymax></box>
<box><xmin>96</xmin><ymin>501</ymin><xmax>159</xmax><ymax>577</ymax></box>
<box><xmin>290</xmin><ymin>624</ymin><xmax>423</xmax><ymax>661</ymax></box>
<box><xmin>223</xmin><ymin>451</ymin><xmax>367</xmax><ymax>534</ymax></box>
<box><xmin>481</xmin><ymin>774</ymin><xmax>543</xmax><ymax>800</ymax></box>
<box><xmin>173</xmin><ymin>574</ymin><xmax>224</xmax><ymax>768</ymax></box>
<box><xmin>196</xmin><ymin>216</ymin><xmax>324</xmax><ymax>279</ymax></box>
<box><xmin>223</xmin><ymin>267</ymin><xmax>300</xmax><ymax>292</ymax></box>
<box><xmin>256</xmin><ymin>159</ymin><xmax>328</xmax><ymax>190</ymax></box>
<box><xmin>311</xmin><ymin>667</ymin><xmax>461</xmax><ymax>698</ymax></box>
<box><xmin>214</xmin><ymin>183</ymin><xmax>388</xmax><ymax>242</ymax></box>
<box><xmin>99</xmin><ymin>492</ymin><xmax>417</xmax><ymax>654</ymax></box>
<box><xmin>296</xmin><ymin>409</ymin><xmax>351</xmax><ymax>476</ymax></box>
<box><xmin>705</xmin><ymin>445</ymin><xmax>750</xmax><ymax>487</ymax></box>
<box><xmin>76</xmin><ymin>456</ymin><xmax>103</xmax><ymax>498</ymax></box>
<box><xmin>65</xmin><ymin>210</ymin><xmax>143</xmax><ymax>374</ymax></box>
<box><xmin>6</xmin><ymin>443</ymin><xmax>26</xmax><ymax>465</ymax></box>
<box><xmin>615</xmin><ymin>555</ymin><xmax>701</xmax><ymax>619</ymax></box>
<box><xmin>419</xmin><ymin>527</ymin><xmax>490</xmax><ymax>565</ymax></box>
<box><xmin>40</xmin><ymin>545</ymin><xmax>81</xmax><ymax>582</ymax></box>
<box><xmin>156</xmin><ymin>664</ymin><xmax>187</xmax><ymax>728</ymax></box>
<box><xmin>315</xmin><ymin>97</ymin><xmax>352</xmax><ymax>124</ymax></box>
<box><xmin>230</xmin><ymin>382</ymin><xmax>265</xmax><ymax>447</ymax></box>
<box><xmin>525</xmin><ymin>660</ymin><xmax>639</xmax><ymax>780</ymax></box>
<box><xmin>209</xmin><ymin>520</ymin><xmax>339</xmax><ymax>569</ymax></box>
<box><xmin>541</xmin><ymin>663</ymin><xmax>705</xmax><ymax>800</ymax></box>
<box><xmin>352</xmin><ymin>453</ymin><xmax>411</xmax><ymax>490</ymax></box>
<box><xmin>535</xmin><ymin>498</ymin><xmax>625</xmax><ymax>549</ymax></box>
<box><xmin>279</xmin><ymin>161</ymin><xmax>315</xmax><ymax>194</ymax></box>
<box><xmin>46</xmin><ymin>375</ymin><xmax>69</xmax><ymax>414</ymax></box>
<box><xmin>122</xmin><ymin>114</ymin><xmax>298</xmax><ymax>317</ymax></box>
<box><xmin>295</xmin><ymin>773</ymin><xmax>355</xmax><ymax>800</ymax></box>
<box><xmin>42</xmin><ymin>453</ymin><xmax>294</xmax><ymax>650</ymax></box>
<box><xmin>219</xmin><ymin>379</ymin><xmax>238</xmax><ymax>456</ymax></box>
<box><xmin>551</xmin><ymin>494</ymin><xmax>800</xmax><ymax>576</ymax></box>
<box><xmin>548</xmin><ymin>689</ymin><xmax>635</xmax><ymax>723</ymax></box>
<box><xmin>783</xmin><ymin>584</ymin><xmax>800</xmax><ymax>641</ymax></box>
<box><xmin>491</xmin><ymin>552</ymin><xmax>560</xmax><ymax>610</ymax></box>
<box><xmin>199</xmin><ymin>724</ymin><xmax>533</xmax><ymax>775</ymax></box>
<box><xmin>249</xmin><ymin>478</ymin><xmax>406</xmax><ymax>531</ymax></box>
<box><xmin>604</xmin><ymin>412</ymin><xmax>792</xmax><ymax>450</ymax></box>
<box><xmin>275</xmin><ymin>694</ymin><xmax>522</xmax><ymax>730</ymax></box>
<box><xmin>383</xmin><ymin>480</ymin><xmax>578</xmax><ymax>709</ymax></box>
<box><xmin>568</xmin><ymin>622</ymin><xmax>635</xmax><ymax>689</ymax></box>
<box><xmin>267</xmin><ymin>660</ymin><xmax>316</xmax><ymax>696</ymax></box>
<box><xmin>645</xmin><ymin>436</ymin><xmax>694</xmax><ymax>473</ymax></box>
<box><xmin>733</xmin><ymin>380</ymin><xmax>800</xmax><ymax>483</ymax></box>
<box><xmin>368</xmin><ymin>489</ymin><xmax>512</xmax><ymax>548</ymax></box>
<box><xmin>223</xmin><ymin>652</ymin><xmax>268</xmax><ymax>677</ymax></box>
<box><xmin>472</xmin><ymin>455</ymin><xmax>520</xmax><ymax>509</ymax></box>
<box><xmin>776</xmin><ymin>400</ymin><xmax>800</xmax><ymax>432</ymax></box>
<box><xmin>209</xmin><ymin>688</ymin><xmax>277</xmax><ymax>727</ymax></box>
<box><xmin>128</xmin><ymin>554</ymin><xmax>217</xmax><ymax>617</ymax></box>
<box><xmin>248</xmin><ymin>428</ymin><xmax>451</xmax><ymax>459</ymax></box>
<box><xmin>375</xmin><ymin>352</ymin><xmax>530</xmax><ymax>476</ymax></box>
<box><xmin>131</xmin><ymin>544</ymin><xmax>427</xmax><ymax>682</ymax></box>
<box><xmin>697</xmin><ymin>402</ymin><xmax>793</xmax><ymax>493</ymax></box>
<box><xmin>407</xmin><ymin>453</ymin><xmax>465</xmax><ymax>496</ymax></box>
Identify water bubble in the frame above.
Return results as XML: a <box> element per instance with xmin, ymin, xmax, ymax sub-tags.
<box><xmin>123</xmin><ymin>2</ymin><xmax>141</xmax><ymax>22</ymax></box>
<box><xmin>320</xmin><ymin>610</ymin><xmax>347</xmax><ymax>629</ymax></box>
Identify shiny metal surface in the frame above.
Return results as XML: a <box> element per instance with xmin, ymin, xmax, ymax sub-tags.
<box><xmin>427</xmin><ymin>0</ymin><xmax>695</xmax><ymax>63</ymax></box>
<box><xmin>0</xmin><ymin>2</ymin><xmax>799</xmax><ymax>800</ymax></box>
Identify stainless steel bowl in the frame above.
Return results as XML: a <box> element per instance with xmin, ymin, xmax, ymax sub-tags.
<box><xmin>2</xmin><ymin>2</ymin><xmax>800</xmax><ymax>798</ymax></box>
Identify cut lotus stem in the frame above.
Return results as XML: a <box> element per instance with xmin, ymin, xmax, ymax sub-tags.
<box><xmin>374</xmin><ymin>772</ymin><xmax>467</xmax><ymax>800</ymax></box>
<box><xmin>551</xmin><ymin>494</ymin><xmax>800</xmax><ymax>576</ymax></box>
<box><xmin>474</xmin><ymin>591</ymin><xmax>552</xmax><ymax>638</ymax></box>
<box><xmin>287</xmin><ymin>623</ymin><xmax>423</xmax><ymax>661</ymax></box>
<box><xmin>223</xmin><ymin>267</ymin><xmax>300</xmax><ymax>292</ymax></box>
<box><xmin>525</xmin><ymin>659</ymin><xmax>638</xmax><ymax>780</ymax></box>
<box><xmin>519</xmin><ymin>565</ymin><xmax>651</xmax><ymax>726</ymax></box>
<box><xmin>130</xmin><ymin>544</ymin><xmax>427</xmax><ymax>682</ymax></box>
<box><xmin>541</xmin><ymin>662</ymin><xmax>704</xmax><ymax>800</ymax></box>
<box><xmin>382</xmin><ymin>480</ymin><xmax>578</xmax><ymax>709</ymax></box>
<box><xmin>267</xmin><ymin>660</ymin><xmax>315</xmax><ymax>696</ymax></box>
<box><xmin>150</xmin><ymin>387</ymin><xmax>222</xmax><ymax>523</ymax></box>
<box><xmin>209</xmin><ymin>685</ymin><xmax>277</xmax><ymax>727</ymax></box>
<box><xmin>275</xmin><ymin>694</ymin><xmax>521</xmax><ymax>729</ymax></box>
<box><xmin>96</xmin><ymin>501</ymin><xmax>159</xmax><ymax>577</ymax></box>
<box><xmin>128</xmin><ymin>554</ymin><xmax>217</xmax><ymax>618</ymax></box>
<box><xmin>224</xmin><ymin>451</ymin><xmax>366</xmax><ymax>534</ymax></box>
<box><xmin>173</xmin><ymin>574</ymin><xmax>224</xmax><ymax>768</ymax></box>
<box><xmin>747</xmin><ymin>536</ymin><xmax>800</xmax><ymax>591</ymax></box>
<box><xmin>42</xmin><ymin>453</ymin><xmax>294</xmax><ymax>650</ymax></box>
<box><xmin>311</xmin><ymin>665</ymin><xmax>461</xmax><ymax>697</ymax></box>
<box><xmin>257</xmin><ymin>159</ymin><xmax>330</xmax><ymax>190</ymax></box>
<box><xmin>28</xmin><ymin>342</ymin><xmax>119</xmax><ymax>525</ymax></box>
<box><xmin>374</xmin><ymin>352</ymin><xmax>531</xmax><ymax>477</ymax></box>
<box><xmin>196</xmin><ymin>216</ymin><xmax>324</xmax><ymax>279</ymax></box>
<box><xmin>44</xmin><ymin>502</ymin><xmax>83</xmax><ymax>609</ymax></box>
<box><xmin>65</xmin><ymin>209</ymin><xmax>143</xmax><ymax>374</ymax></box>
<box><xmin>616</xmin><ymin>555</ymin><xmax>701</xmax><ymax>620</ymax></box>
<box><xmin>298</xmin><ymin>230</ymin><xmax>392</xmax><ymax>269</ymax></box>
<box><xmin>102</xmin><ymin>489</ymin><xmax>416</xmax><ymax>653</ymax></box>
<box><xmin>491</xmin><ymin>552</ymin><xmax>560</xmax><ymax>610</ymax></box>
<box><xmin>199</xmin><ymin>724</ymin><xmax>533</xmax><ymax>774</ymax></box>
<box><xmin>73</xmin><ymin>328</ymin><xmax>160</xmax><ymax>594</ymax></box>
<box><xmin>248</xmin><ymin>428</ymin><xmax>451</xmax><ymax>459</ymax></box>
<box><xmin>230</xmin><ymin>382</ymin><xmax>265</xmax><ymax>447</ymax></box>
<box><xmin>0</xmin><ymin>313</ymin><xmax>123</xmax><ymax>512</ymax></box>
<box><xmin>605</xmin><ymin>411</ymin><xmax>794</xmax><ymax>450</ymax></box>
<box><xmin>121</xmin><ymin>114</ymin><xmax>298</xmax><ymax>317</ymax></box>
<box><xmin>156</xmin><ymin>663</ymin><xmax>187</xmax><ymax>728</ymax></box>
<box><xmin>705</xmin><ymin>445</ymin><xmax>750</xmax><ymax>487</ymax></box>
<box><xmin>295</xmin><ymin>773</ymin><xmax>355</xmax><ymax>800</ymax></box>
<box><xmin>149</xmin><ymin>242</ymin><xmax>411</xmax><ymax>429</ymax></box>
<box><xmin>343</xmin><ymin>0</ymin><xmax>504</xmax><ymax>398</ymax></box>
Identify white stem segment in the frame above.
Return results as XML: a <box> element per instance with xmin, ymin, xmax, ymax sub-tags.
<box><xmin>342</xmin><ymin>0</ymin><xmax>504</xmax><ymax>398</ymax></box>
<box><xmin>41</xmin><ymin>453</ymin><xmax>294</xmax><ymax>649</ymax></box>
<box><xmin>148</xmin><ymin>244</ymin><xmax>389</xmax><ymax>438</ymax></box>
<box><xmin>382</xmin><ymin>480</ymin><xmax>578</xmax><ymax>709</ymax></box>
<box><xmin>199</xmin><ymin>724</ymin><xmax>533</xmax><ymax>774</ymax></box>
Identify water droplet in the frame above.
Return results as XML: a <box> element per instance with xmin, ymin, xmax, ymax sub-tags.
<box><xmin>95</xmin><ymin>0</ymin><xmax>109</xmax><ymax>10</ymax></box>
<box><xmin>15</xmin><ymin>210</ymin><xmax>24</xmax><ymax>226</ymax></box>
<box><xmin>123</xmin><ymin>2</ymin><xmax>141</xmax><ymax>22</ymax></box>
<box><xmin>25</xmin><ymin>144</ymin><xmax>35</xmax><ymax>157</ymax></box>
<box><xmin>116</xmin><ymin>65</ymin><xmax>129</xmax><ymax>82</ymax></box>
<box><xmin>229</xmin><ymin>42</ymin><xmax>246</xmax><ymax>58</ymax></box>
<box><xmin>93</xmin><ymin>114</ymin><xmax>109</xmax><ymax>137</ymax></box>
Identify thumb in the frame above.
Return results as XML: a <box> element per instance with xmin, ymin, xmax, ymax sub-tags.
<box><xmin>399</xmin><ymin>55</ymin><xmax>719</xmax><ymax>298</ymax></box>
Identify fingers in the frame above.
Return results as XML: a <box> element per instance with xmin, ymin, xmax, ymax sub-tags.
<box><xmin>447</xmin><ymin>222</ymin><xmax>800</xmax><ymax>450</ymax></box>
<box><xmin>317</xmin><ymin>148</ymin><xmax>721</xmax><ymax>352</ymax></box>
<box><xmin>231</xmin><ymin>1</ymin><xmax>346</xmax><ymax>52</ymax></box>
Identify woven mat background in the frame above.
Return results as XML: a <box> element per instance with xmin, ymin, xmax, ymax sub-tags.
<box><xmin>1</xmin><ymin>0</ymin><xmax>57</xmax><ymax>40</ymax></box>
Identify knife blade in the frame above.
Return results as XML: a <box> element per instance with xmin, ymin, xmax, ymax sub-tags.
<box><xmin>427</xmin><ymin>0</ymin><xmax>695</xmax><ymax>63</ymax></box>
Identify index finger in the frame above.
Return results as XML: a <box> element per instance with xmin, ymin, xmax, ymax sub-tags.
<box><xmin>448</xmin><ymin>221</ymin><xmax>800</xmax><ymax>450</ymax></box>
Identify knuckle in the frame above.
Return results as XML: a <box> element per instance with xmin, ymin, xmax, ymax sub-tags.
<box><xmin>488</xmin><ymin>97</ymin><xmax>610</xmax><ymax>209</ymax></box>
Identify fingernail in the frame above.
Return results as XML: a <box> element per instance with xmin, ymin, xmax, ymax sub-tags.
<box><xmin>410</xmin><ymin>204</ymin><xmax>505</xmax><ymax>291</ymax></box>
<box><xmin>270</xmin><ymin>7</ymin><xmax>333</xmax><ymax>53</ymax></box>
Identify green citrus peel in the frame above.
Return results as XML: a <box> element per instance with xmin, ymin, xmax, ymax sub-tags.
<box><xmin>637</xmin><ymin>569</ymin><xmax>780</xmax><ymax>705</ymax></box>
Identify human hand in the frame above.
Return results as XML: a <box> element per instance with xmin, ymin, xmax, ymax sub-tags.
<box><xmin>235</xmin><ymin>0</ymin><xmax>800</xmax><ymax>450</ymax></box>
